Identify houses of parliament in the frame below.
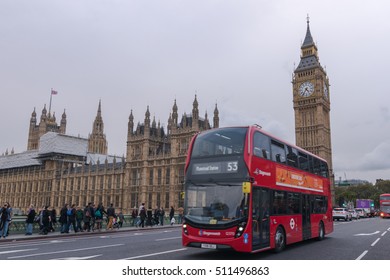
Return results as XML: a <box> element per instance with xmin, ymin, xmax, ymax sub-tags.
<box><xmin>0</xmin><ymin>18</ymin><xmax>334</xmax><ymax>214</ymax></box>
<box><xmin>0</xmin><ymin>96</ymin><xmax>219</xmax><ymax>214</ymax></box>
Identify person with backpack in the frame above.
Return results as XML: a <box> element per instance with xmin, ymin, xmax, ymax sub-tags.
<box><xmin>25</xmin><ymin>204</ymin><xmax>36</xmax><ymax>235</ymax></box>
<box><xmin>66</xmin><ymin>204</ymin><xmax>78</xmax><ymax>233</ymax></box>
<box><xmin>94</xmin><ymin>203</ymin><xmax>106</xmax><ymax>231</ymax></box>
<box><xmin>106</xmin><ymin>203</ymin><xmax>116</xmax><ymax>230</ymax></box>
<box><xmin>75</xmin><ymin>206</ymin><xmax>84</xmax><ymax>232</ymax></box>
<box><xmin>83</xmin><ymin>204</ymin><xmax>92</xmax><ymax>232</ymax></box>
<box><xmin>117</xmin><ymin>210</ymin><xmax>125</xmax><ymax>228</ymax></box>
<box><xmin>40</xmin><ymin>205</ymin><xmax>51</xmax><ymax>235</ymax></box>
<box><xmin>131</xmin><ymin>206</ymin><xmax>138</xmax><ymax>227</ymax></box>
<box><xmin>159</xmin><ymin>207</ymin><xmax>165</xmax><ymax>226</ymax></box>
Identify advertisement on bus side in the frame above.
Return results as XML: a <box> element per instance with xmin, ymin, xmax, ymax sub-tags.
<box><xmin>275</xmin><ymin>166</ymin><xmax>324</xmax><ymax>192</ymax></box>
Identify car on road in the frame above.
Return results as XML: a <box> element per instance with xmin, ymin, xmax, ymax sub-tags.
<box><xmin>348</xmin><ymin>209</ymin><xmax>360</xmax><ymax>220</ymax></box>
<box><xmin>333</xmin><ymin>207</ymin><xmax>352</xmax><ymax>221</ymax></box>
<box><xmin>355</xmin><ymin>208</ymin><xmax>367</xmax><ymax>218</ymax></box>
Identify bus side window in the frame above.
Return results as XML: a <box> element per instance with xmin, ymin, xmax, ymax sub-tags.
<box><xmin>320</xmin><ymin>161</ymin><xmax>329</xmax><ymax>178</ymax></box>
<box><xmin>253</xmin><ymin>132</ymin><xmax>270</xmax><ymax>159</ymax></box>
<box><xmin>286</xmin><ymin>146</ymin><xmax>298</xmax><ymax>168</ymax></box>
<box><xmin>311</xmin><ymin>196</ymin><xmax>327</xmax><ymax>214</ymax></box>
<box><xmin>271</xmin><ymin>139</ymin><xmax>286</xmax><ymax>164</ymax></box>
<box><xmin>298</xmin><ymin>152</ymin><xmax>310</xmax><ymax>172</ymax></box>
<box><xmin>272</xmin><ymin>191</ymin><xmax>287</xmax><ymax>215</ymax></box>
<box><xmin>307</xmin><ymin>155</ymin><xmax>314</xmax><ymax>173</ymax></box>
<box><xmin>313</xmin><ymin>158</ymin><xmax>321</xmax><ymax>176</ymax></box>
<box><xmin>287</xmin><ymin>192</ymin><xmax>300</xmax><ymax>214</ymax></box>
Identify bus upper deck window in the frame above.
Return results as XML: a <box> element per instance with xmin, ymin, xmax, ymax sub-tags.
<box><xmin>253</xmin><ymin>132</ymin><xmax>270</xmax><ymax>159</ymax></box>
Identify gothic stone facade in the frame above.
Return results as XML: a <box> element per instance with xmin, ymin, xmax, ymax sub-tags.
<box><xmin>124</xmin><ymin>97</ymin><xmax>219</xmax><ymax>210</ymax></box>
<box><xmin>27</xmin><ymin>105</ymin><xmax>67</xmax><ymax>151</ymax></box>
<box><xmin>0</xmin><ymin>96</ymin><xmax>219</xmax><ymax>214</ymax></box>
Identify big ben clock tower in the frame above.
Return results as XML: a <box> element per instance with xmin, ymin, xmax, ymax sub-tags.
<box><xmin>292</xmin><ymin>17</ymin><xmax>334</xmax><ymax>191</ymax></box>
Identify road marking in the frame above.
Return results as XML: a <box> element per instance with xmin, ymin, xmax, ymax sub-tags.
<box><xmin>55</xmin><ymin>254</ymin><xmax>102</xmax><ymax>260</ymax></box>
<box><xmin>381</xmin><ymin>231</ymin><xmax>387</xmax><ymax>237</ymax></box>
<box><xmin>121</xmin><ymin>248</ymin><xmax>187</xmax><ymax>260</ymax></box>
<box><xmin>8</xmin><ymin>243</ymin><xmax>124</xmax><ymax>259</ymax></box>
<box><xmin>354</xmin><ymin>231</ymin><xmax>380</xmax><ymax>236</ymax></box>
<box><xmin>0</xmin><ymin>249</ymin><xmax>37</xmax><ymax>255</ymax></box>
<box><xmin>0</xmin><ymin>239</ymin><xmax>75</xmax><ymax>249</ymax></box>
<box><xmin>356</xmin><ymin>250</ymin><xmax>368</xmax><ymax>260</ymax></box>
<box><xmin>371</xmin><ymin>238</ymin><xmax>380</xmax><ymax>247</ymax></box>
<box><xmin>110</xmin><ymin>230</ymin><xmax>178</xmax><ymax>239</ymax></box>
<box><xmin>155</xmin><ymin>236</ymin><xmax>181</xmax><ymax>241</ymax></box>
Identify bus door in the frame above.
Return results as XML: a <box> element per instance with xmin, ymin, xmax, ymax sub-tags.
<box><xmin>252</xmin><ymin>187</ymin><xmax>270</xmax><ymax>250</ymax></box>
<box><xmin>302</xmin><ymin>194</ymin><xmax>311</xmax><ymax>240</ymax></box>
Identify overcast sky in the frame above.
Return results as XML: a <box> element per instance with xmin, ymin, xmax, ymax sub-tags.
<box><xmin>1</xmin><ymin>0</ymin><xmax>389</xmax><ymax>184</ymax></box>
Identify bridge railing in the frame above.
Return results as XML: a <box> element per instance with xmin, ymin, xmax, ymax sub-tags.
<box><xmin>7</xmin><ymin>215</ymin><xmax>179</xmax><ymax>234</ymax></box>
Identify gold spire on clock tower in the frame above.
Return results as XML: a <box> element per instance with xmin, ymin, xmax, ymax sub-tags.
<box><xmin>292</xmin><ymin>16</ymin><xmax>334</xmax><ymax>185</ymax></box>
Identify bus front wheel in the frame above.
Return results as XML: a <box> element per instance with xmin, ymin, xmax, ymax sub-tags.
<box><xmin>274</xmin><ymin>226</ymin><xmax>286</xmax><ymax>253</ymax></box>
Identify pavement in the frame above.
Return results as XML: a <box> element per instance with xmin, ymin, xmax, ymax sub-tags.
<box><xmin>0</xmin><ymin>224</ymin><xmax>182</xmax><ymax>243</ymax></box>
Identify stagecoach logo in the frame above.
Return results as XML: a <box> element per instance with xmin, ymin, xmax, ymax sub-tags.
<box><xmin>199</xmin><ymin>230</ymin><xmax>221</xmax><ymax>237</ymax></box>
<box><xmin>254</xmin><ymin>168</ymin><xmax>271</xmax><ymax>177</ymax></box>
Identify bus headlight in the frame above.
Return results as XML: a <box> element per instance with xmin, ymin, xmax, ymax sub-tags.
<box><xmin>235</xmin><ymin>223</ymin><xmax>246</xmax><ymax>238</ymax></box>
<box><xmin>183</xmin><ymin>224</ymin><xmax>188</xmax><ymax>235</ymax></box>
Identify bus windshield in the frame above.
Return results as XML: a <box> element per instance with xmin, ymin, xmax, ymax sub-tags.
<box><xmin>191</xmin><ymin>127</ymin><xmax>247</xmax><ymax>158</ymax></box>
<box><xmin>185</xmin><ymin>182</ymin><xmax>248</xmax><ymax>225</ymax></box>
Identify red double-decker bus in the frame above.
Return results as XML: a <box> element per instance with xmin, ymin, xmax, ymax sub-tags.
<box><xmin>182</xmin><ymin>125</ymin><xmax>333</xmax><ymax>253</ymax></box>
<box><xmin>379</xmin><ymin>194</ymin><xmax>390</xmax><ymax>218</ymax></box>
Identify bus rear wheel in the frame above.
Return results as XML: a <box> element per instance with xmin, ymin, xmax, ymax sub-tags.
<box><xmin>274</xmin><ymin>226</ymin><xmax>286</xmax><ymax>253</ymax></box>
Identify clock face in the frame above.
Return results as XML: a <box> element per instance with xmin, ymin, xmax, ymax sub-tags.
<box><xmin>323</xmin><ymin>82</ymin><xmax>329</xmax><ymax>99</ymax></box>
<box><xmin>299</xmin><ymin>81</ymin><xmax>314</xmax><ymax>97</ymax></box>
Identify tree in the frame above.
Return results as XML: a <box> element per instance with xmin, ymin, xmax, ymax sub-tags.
<box><xmin>376</xmin><ymin>180</ymin><xmax>390</xmax><ymax>194</ymax></box>
<box><xmin>335</xmin><ymin>182</ymin><xmax>377</xmax><ymax>207</ymax></box>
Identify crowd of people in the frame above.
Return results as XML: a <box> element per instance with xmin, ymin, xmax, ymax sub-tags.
<box><xmin>1</xmin><ymin>202</ymin><xmax>183</xmax><ymax>238</ymax></box>
<box><xmin>24</xmin><ymin>202</ymin><xmax>125</xmax><ymax>236</ymax></box>
<box><xmin>131</xmin><ymin>204</ymin><xmax>183</xmax><ymax>228</ymax></box>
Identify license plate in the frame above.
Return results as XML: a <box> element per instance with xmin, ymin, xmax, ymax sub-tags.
<box><xmin>201</xmin><ymin>243</ymin><xmax>217</xmax><ymax>249</ymax></box>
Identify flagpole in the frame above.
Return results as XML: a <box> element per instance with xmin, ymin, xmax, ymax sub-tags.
<box><xmin>49</xmin><ymin>88</ymin><xmax>53</xmax><ymax>115</ymax></box>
